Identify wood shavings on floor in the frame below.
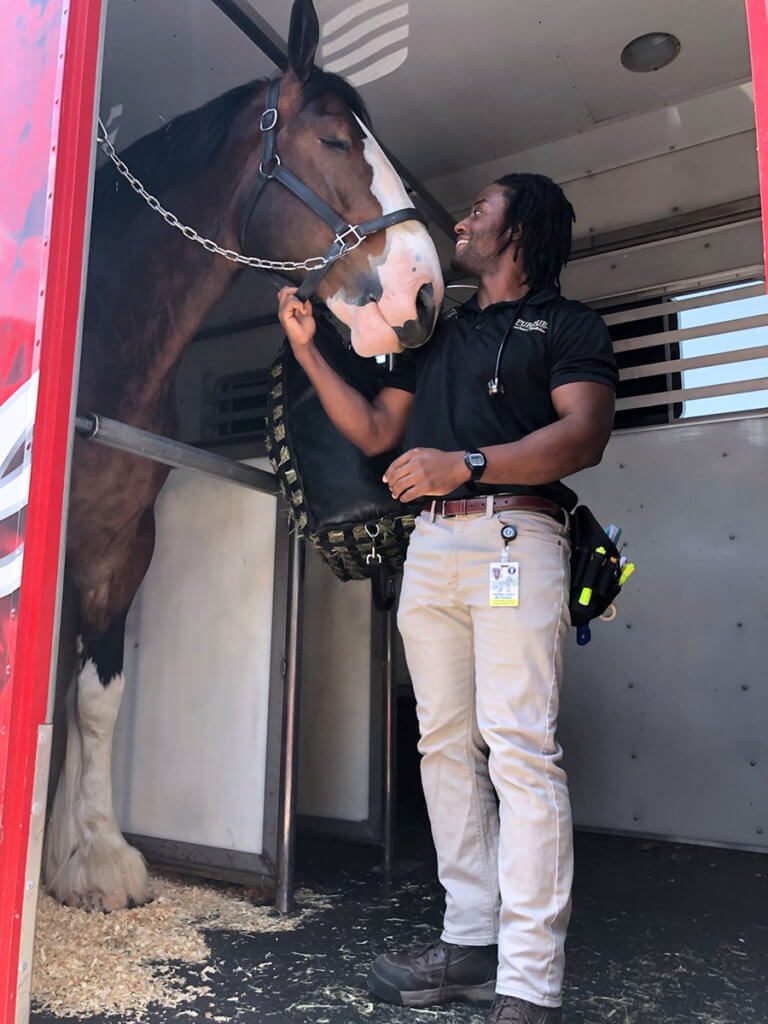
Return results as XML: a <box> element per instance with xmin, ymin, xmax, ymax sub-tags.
<box><xmin>31</xmin><ymin>871</ymin><xmax>309</xmax><ymax>1020</ymax></box>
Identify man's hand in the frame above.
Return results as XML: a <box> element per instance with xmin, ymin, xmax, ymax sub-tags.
<box><xmin>278</xmin><ymin>287</ymin><xmax>316</xmax><ymax>352</ymax></box>
<box><xmin>384</xmin><ymin>448</ymin><xmax>471</xmax><ymax>501</ymax></box>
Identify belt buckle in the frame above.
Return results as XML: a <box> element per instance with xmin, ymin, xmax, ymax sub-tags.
<box><xmin>440</xmin><ymin>500</ymin><xmax>447</xmax><ymax>517</ymax></box>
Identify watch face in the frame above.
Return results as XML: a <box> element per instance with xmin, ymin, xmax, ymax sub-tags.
<box><xmin>468</xmin><ymin>453</ymin><xmax>485</xmax><ymax>467</ymax></box>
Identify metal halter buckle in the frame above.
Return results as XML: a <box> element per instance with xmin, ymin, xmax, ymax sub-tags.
<box><xmin>335</xmin><ymin>224</ymin><xmax>364</xmax><ymax>256</ymax></box>
<box><xmin>260</xmin><ymin>107</ymin><xmax>278</xmax><ymax>132</ymax></box>
<box><xmin>259</xmin><ymin>153</ymin><xmax>281</xmax><ymax>179</ymax></box>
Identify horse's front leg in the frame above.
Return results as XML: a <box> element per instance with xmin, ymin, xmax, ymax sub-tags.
<box><xmin>44</xmin><ymin>613</ymin><xmax>150</xmax><ymax>911</ymax></box>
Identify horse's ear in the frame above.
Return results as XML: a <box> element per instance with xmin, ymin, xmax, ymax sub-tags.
<box><xmin>287</xmin><ymin>0</ymin><xmax>319</xmax><ymax>84</ymax></box>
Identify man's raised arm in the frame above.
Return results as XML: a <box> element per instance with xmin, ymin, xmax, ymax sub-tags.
<box><xmin>277</xmin><ymin>288</ymin><xmax>412</xmax><ymax>457</ymax></box>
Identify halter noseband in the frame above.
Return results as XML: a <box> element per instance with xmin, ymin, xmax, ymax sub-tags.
<box><xmin>238</xmin><ymin>75</ymin><xmax>428</xmax><ymax>302</ymax></box>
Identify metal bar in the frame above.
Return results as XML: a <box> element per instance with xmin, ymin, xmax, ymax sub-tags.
<box><xmin>209</xmin><ymin>0</ymin><xmax>290</xmax><ymax>69</ymax></box>
<box><xmin>591</xmin><ymin>264</ymin><xmax>766</xmax><ymax>311</ymax></box>
<box><xmin>570</xmin><ymin>197</ymin><xmax>762</xmax><ymax>261</ymax></box>
<box><xmin>209</xmin><ymin>0</ymin><xmax>456</xmax><ymax>242</ymax></box>
<box><xmin>613</xmin><ymin>312</ymin><xmax>768</xmax><ymax>354</ymax></box>
<box><xmin>602</xmin><ymin>283</ymin><xmax>766</xmax><ymax>327</ymax></box>
<box><xmin>276</xmin><ymin>529</ymin><xmax>305</xmax><ymax>914</ymax></box>
<box><xmin>74</xmin><ymin>413</ymin><xmax>278</xmax><ymax>494</ymax></box>
<box><xmin>383</xmin><ymin>607</ymin><xmax>397</xmax><ymax>874</ymax></box>
<box><xmin>619</xmin><ymin>344</ymin><xmax>768</xmax><ymax>382</ymax></box>
<box><xmin>615</xmin><ymin>376</ymin><xmax>768</xmax><ymax>412</ymax></box>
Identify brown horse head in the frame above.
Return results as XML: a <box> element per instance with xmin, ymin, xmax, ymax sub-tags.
<box><xmin>238</xmin><ymin>0</ymin><xmax>443</xmax><ymax>356</ymax></box>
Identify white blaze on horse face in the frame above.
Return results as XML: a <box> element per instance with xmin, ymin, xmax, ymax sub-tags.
<box><xmin>326</xmin><ymin>116</ymin><xmax>443</xmax><ymax>357</ymax></box>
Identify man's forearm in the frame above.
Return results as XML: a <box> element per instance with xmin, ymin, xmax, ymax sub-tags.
<box><xmin>293</xmin><ymin>343</ymin><xmax>394</xmax><ymax>455</ymax></box>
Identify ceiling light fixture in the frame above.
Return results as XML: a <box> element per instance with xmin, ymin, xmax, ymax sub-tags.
<box><xmin>621</xmin><ymin>32</ymin><xmax>681</xmax><ymax>73</ymax></box>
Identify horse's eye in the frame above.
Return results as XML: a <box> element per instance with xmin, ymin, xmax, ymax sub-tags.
<box><xmin>320</xmin><ymin>136</ymin><xmax>351</xmax><ymax>152</ymax></box>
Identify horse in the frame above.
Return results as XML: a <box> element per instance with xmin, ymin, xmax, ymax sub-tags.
<box><xmin>43</xmin><ymin>0</ymin><xmax>443</xmax><ymax>912</ymax></box>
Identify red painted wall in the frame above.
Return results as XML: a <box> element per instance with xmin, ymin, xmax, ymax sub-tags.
<box><xmin>0</xmin><ymin>0</ymin><xmax>102</xmax><ymax>1018</ymax></box>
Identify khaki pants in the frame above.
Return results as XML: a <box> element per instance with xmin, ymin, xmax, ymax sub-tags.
<box><xmin>397</xmin><ymin>506</ymin><xmax>572</xmax><ymax>1008</ymax></box>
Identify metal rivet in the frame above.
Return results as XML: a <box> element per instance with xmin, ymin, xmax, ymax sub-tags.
<box><xmin>737</xmin><ymin>622</ymin><xmax>743</xmax><ymax>628</ymax></box>
<box><xmin>750</xmin><ymin>761</ymin><xmax>757</xmax><ymax>767</ymax></box>
<box><xmin>626</xmin><ymin>623</ymin><xmax>632</xmax><ymax>629</ymax></box>
<box><xmin>729</xmin><ymin>534</ymin><xmax>735</xmax><ymax>540</ymax></box>
<box><xmin>633</xmin><ymin>815</ymin><xmax>640</xmax><ymax>821</ymax></box>
<box><xmin>741</xmin><ymin>684</ymin><xmax>749</xmax><ymax>691</ymax></box>
<box><xmin>757</xmin><ymin>827</ymin><xmax>764</xmax><ymax>835</ymax></box>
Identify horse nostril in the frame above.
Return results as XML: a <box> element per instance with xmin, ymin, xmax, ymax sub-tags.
<box><xmin>415</xmin><ymin>283</ymin><xmax>435</xmax><ymax>329</ymax></box>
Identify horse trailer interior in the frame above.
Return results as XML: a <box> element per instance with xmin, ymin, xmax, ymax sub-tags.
<box><xmin>2</xmin><ymin>1</ymin><xmax>767</xmax><ymax>1022</ymax></box>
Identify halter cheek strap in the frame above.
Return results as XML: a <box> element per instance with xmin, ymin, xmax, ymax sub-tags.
<box><xmin>239</xmin><ymin>75</ymin><xmax>428</xmax><ymax>302</ymax></box>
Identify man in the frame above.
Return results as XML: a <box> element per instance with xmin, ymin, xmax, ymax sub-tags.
<box><xmin>278</xmin><ymin>173</ymin><xmax>618</xmax><ymax>1024</ymax></box>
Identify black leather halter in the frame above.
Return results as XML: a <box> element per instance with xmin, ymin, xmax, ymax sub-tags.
<box><xmin>238</xmin><ymin>76</ymin><xmax>428</xmax><ymax>302</ymax></box>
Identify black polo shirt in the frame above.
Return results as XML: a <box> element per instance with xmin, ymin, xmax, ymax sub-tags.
<box><xmin>388</xmin><ymin>288</ymin><xmax>618</xmax><ymax>509</ymax></box>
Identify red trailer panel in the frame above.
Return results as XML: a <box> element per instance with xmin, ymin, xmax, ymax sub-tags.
<box><xmin>0</xmin><ymin>0</ymin><xmax>102</xmax><ymax>1019</ymax></box>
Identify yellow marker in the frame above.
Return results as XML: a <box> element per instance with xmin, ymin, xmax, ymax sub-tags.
<box><xmin>578</xmin><ymin>586</ymin><xmax>593</xmax><ymax>606</ymax></box>
<box><xmin>619</xmin><ymin>563</ymin><xmax>636</xmax><ymax>586</ymax></box>
<box><xmin>596</xmin><ymin>546</ymin><xmax>606</xmax><ymax>554</ymax></box>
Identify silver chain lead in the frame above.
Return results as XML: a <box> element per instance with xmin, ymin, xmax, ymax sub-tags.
<box><xmin>96</xmin><ymin>119</ymin><xmax>332</xmax><ymax>273</ymax></box>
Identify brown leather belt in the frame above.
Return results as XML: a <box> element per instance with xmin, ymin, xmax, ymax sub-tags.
<box><xmin>421</xmin><ymin>493</ymin><xmax>567</xmax><ymax>523</ymax></box>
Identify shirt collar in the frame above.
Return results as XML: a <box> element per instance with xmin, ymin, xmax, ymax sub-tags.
<box><xmin>459</xmin><ymin>286</ymin><xmax>559</xmax><ymax>317</ymax></box>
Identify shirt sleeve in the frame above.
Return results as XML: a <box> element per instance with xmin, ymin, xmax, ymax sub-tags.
<box><xmin>374</xmin><ymin>349</ymin><xmax>419</xmax><ymax>394</ymax></box>
<box><xmin>549</xmin><ymin>302</ymin><xmax>619</xmax><ymax>392</ymax></box>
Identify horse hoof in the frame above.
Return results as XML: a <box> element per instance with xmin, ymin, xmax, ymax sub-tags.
<box><xmin>47</xmin><ymin>835</ymin><xmax>151</xmax><ymax>912</ymax></box>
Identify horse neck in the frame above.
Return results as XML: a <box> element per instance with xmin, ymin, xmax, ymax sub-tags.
<box><xmin>82</xmin><ymin>180</ymin><xmax>247</xmax><ymax>418</ymax></box>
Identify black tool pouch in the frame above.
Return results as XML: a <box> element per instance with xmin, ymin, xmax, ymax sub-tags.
<box><xmin>569</xmin><ymin>505</ymin><xmax>622</xmax><ymax>627</ymax></box>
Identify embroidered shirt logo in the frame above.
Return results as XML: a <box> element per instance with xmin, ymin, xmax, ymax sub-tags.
<box><xmin>514</xmin><ymin>318</ymin><xmax>548</xmax><ymax>333</ymax></box>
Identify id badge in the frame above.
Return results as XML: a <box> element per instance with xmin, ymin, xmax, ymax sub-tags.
<box><xmin>489</xmin><ymin>561</ymin><xmax>519</xmax><ymax>606</ymax></box>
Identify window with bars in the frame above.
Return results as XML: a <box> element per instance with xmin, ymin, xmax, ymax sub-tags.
<box><xmin>601</xmin><ymin>280</ymin><xmax>768</xmax><ymax>428</ymax></box>
<box><xmin>200</xmin><ymin>369</ymin><xmax>271</xmax><ymax>444</ymax></box>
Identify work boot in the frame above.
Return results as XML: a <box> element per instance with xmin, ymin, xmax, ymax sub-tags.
<box><xmin>487</xmin><ymin>994</ymin><xmax>563</xmax><ymax>1023</ymax></box>
<box><xmin>367</xmin><ymin>938</ymin><xmax>497</xmax><ymax>1007</ymax></box>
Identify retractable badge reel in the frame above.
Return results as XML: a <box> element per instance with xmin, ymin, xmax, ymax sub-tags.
<box><xmin>489</xmin><ymin>523</ymin><xmax>519</xmax><ymax>607</ymax></box>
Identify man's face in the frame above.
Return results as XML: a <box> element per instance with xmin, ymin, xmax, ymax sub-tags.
<box><xmin>450</xmin><ymin>184</ymin><xmax>512</xmax><ymax>275</ymax></box>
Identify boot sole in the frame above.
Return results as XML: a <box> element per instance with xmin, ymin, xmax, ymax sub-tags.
<box><xmin>367</xmin><ymin>964</ymin><xmax>496</xmax><ymax>1008</ymax></box>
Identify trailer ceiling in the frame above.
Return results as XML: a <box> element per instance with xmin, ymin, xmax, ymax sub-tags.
<box><xmin>98</xmin><ymin>0</ymin><xmax>756</xmax><ymax>324</ymax></box>
<box><xmin>102</xmin><ymin>0</ymin><xmax>751</xmax><ymax>181</ymax></box>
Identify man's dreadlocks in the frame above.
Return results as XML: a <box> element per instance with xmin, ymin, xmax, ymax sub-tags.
<box><xmin>494</xmin><ymin>173</ymin><xmax>575</xmax><ymax>293</ymax></box>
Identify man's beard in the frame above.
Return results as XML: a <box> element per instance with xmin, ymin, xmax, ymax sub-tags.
<box><xmin>450</xmin><ymin>242</ymin><xmax>483</xmax><ymax>275</ymax></box>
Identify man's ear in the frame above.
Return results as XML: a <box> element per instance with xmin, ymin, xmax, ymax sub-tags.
<box><xmin>287</xmin><ymin>0</ymin><xmax>319</xmax><ymax>84</ymax></box>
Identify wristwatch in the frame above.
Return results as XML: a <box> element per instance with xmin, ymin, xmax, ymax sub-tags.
<box><xmin>464</xmin><ymin>450</ymin><xmax>487</xmax><ymax>482</ymax></box>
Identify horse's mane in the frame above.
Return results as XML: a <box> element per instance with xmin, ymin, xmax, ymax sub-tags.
<box><xmin>92</xmin><ymin>69</ymin><xmax>371</xmax><ymax>230</ymax></box>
